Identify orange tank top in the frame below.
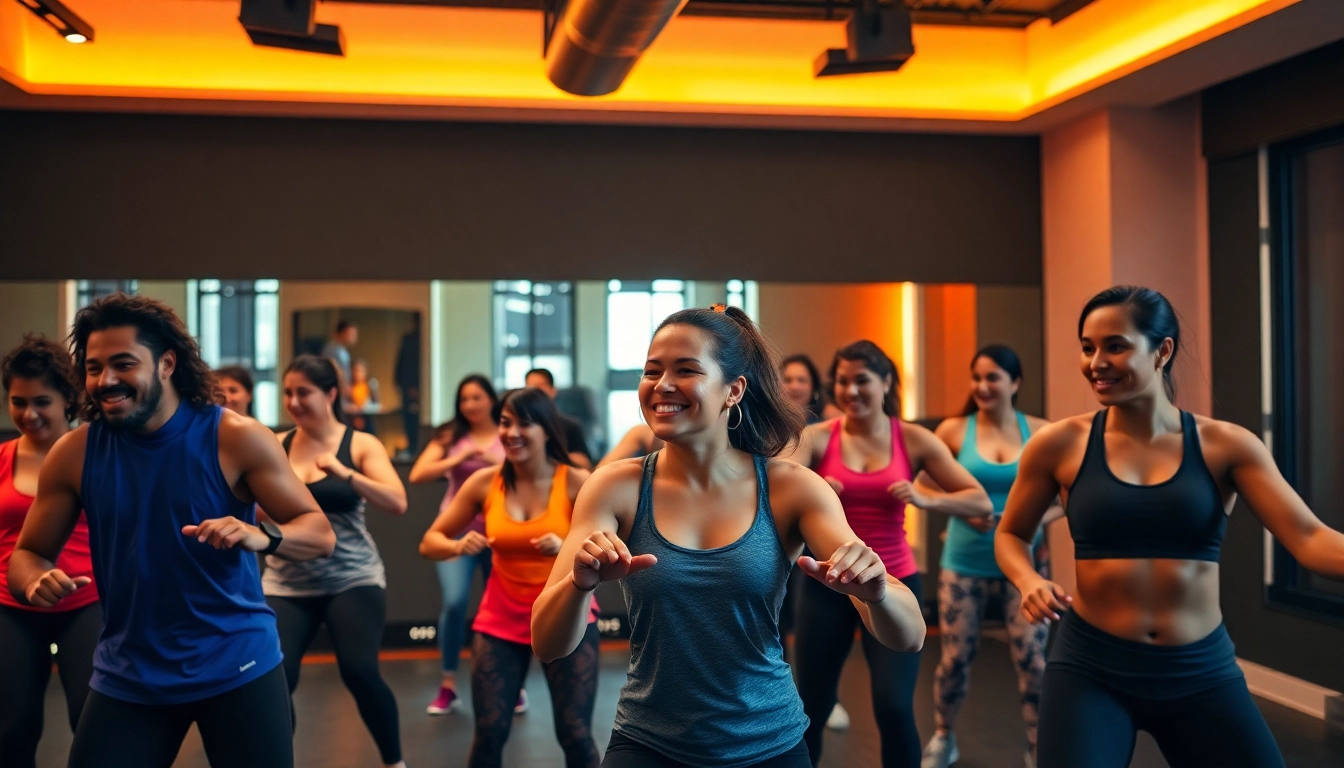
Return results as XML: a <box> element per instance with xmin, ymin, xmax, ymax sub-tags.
<box><xmin>471</xmin><ymin>464</ymin><xmax>598</xmax><ymax>645</ymax></box>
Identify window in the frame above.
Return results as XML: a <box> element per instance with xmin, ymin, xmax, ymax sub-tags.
<box><xmin>77</xmin><ymin>280</ymin><xmax>137</xmax><ymax>307</ymax></box>
<box><xmin>493</xmin><ymin>281</ymin><xmax>575</xmax><ymax>390</ymax></box>
<box><xmin>605</xmin><ymin>279</ymin><xmax>688</xmax><ymax>446</ymax></box>
<box><xmin>195</xmin><ymin>279</ymin><xmax>281</xmax><ymax>426</ymax></box>
<box><xmin>1268</xmin><ymin>127</ymin><xmax>1344</xmax><ymax>620</ymax></box>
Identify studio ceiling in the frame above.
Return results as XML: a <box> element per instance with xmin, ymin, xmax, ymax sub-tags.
<box><xmin>0</xmin><ymin>0</ymin><xmax>1340</xmax><ymax>131</ymax></box>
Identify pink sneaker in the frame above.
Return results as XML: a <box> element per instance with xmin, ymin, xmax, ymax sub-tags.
<box><xmin>427</xmin><ymin>686</ymin><xmax>460</xmax><ymax>715</ymax></box>
<box><xmin>514</xmin><ymin>689</ymin><xmax>529</xmax><ymax>715</ymax></box>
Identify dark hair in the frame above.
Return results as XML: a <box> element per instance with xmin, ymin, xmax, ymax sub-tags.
<box><xmin>829</xmin><ymin>340</ymin><xmax>901</xmax><ymax>417</ymax></box>
<box><xmin>781</xmin><ymin>353</ymin><xmax>828</xmax><ymax>421</ymax></box>
<box><xmin>70</xmin><ymin>293</ymin><xmax>218</xmax><ymax>422</ymax></box>
<box><xmin>961</xmin><ymin>344</ymin><xmax>1023</xmax><ymax>416</ymax></box>
<box><xmin>1078</xmin><ymin>285</ymin><xmax>1181</xmax><ymax>401</ymax></box>
<box><xmin>495</xmin><ymin>388</ymin><xmax>573</xmax><ymax>490</ymax></box>
<box><xmin>214</xmin><ymin>365</ymin><xmax>255</xmax><ymax>416</ymax></box>
<box><xmin>524</xmin><ymin>368</ymin><xmax>555</xmax><ymax>388</ymax></box>
<box><xmin>654</xmin><ymin>306</ymin><xmax>805</xmax><ymax>456</ymax></box>
<box><xmin>336</xmin><ymin>320</ymin><xmax>355</xmax><ymax>334</ymax></box>
<box><xmin>3</xmin><ymin>334</ymin><xmax>81</xmax><ymax>422</ymax></box>
<box><xmin>447</xmin><ymin>374</ymin><xmax>499</xmax><ymax>444</ymax></box>
<box><xmin>285</xmin><ymin>355</ymin><xmax>344</xmax><ymax>421</ymax></box>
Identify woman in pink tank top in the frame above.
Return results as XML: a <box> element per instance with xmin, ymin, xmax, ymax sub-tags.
<box><xmin>790</xmin><ymin>340</ymin><xmax>991</xmax><ymax>768</ymax></box>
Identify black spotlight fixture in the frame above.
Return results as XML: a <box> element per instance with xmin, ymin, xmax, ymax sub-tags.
<box><xmin>814</xmin><ymin>0</ymin><xmax>914</xmax><ymax>77</ymax></box>
<box><xmin>13</xmin><ymin>0</ymin><xmax>94</xmax><ymax>44</ymax></box>
<box><xmin>239</xmin><ymin>0</ymin><xmax>344</xmax><ymax>56</ymax></box>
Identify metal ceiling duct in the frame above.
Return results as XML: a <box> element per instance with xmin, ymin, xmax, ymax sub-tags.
<box><xmin>546</xmin><ymin>0</ymin><xmax>691</xmax><ymax>96</ymax></box>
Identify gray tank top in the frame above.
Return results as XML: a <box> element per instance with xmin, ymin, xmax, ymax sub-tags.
<box><xmin>614</xmin><ymin>452</ymin><xmax>808</xmax><ymax>767</ymax></box>
<box><xmin>262</xmin><ymin>426</ymin><xmax>386</xmax><ymax>597</ymax></box>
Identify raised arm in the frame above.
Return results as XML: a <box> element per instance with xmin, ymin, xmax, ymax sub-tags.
<box><xmin>533</xmin><ymin>461</ymin><xmax>651</xmax><ymax>662</ymax></box>
<box><xmin>217</xmin><ymin>414</ymin><xmax>335</xmax><ymax>561</ymax></box>
<box><xmin>409</xmin><ymin>437</ymin><xmax>476</xmax><ymax>484</ymax></box>
<box><xmin>596</xmin><ymin>425</ymin><xmax>653</xmax><ymax>468</ymax></box>
<box><xmin>419</xmin><ymin>467</ymin><xmax>493</xmax><ymax>560</ymax></box>
<box><xmin>1226</xmin><ymin>423</ymin><xmax>1344</xmax><ymax>579</ymax></box>
<box><xmin>331</xmin><ymin>431</ymin><xmax>408</xmax><ymax>515</ymax></box>
<box><xmin>784</xmin><ymin>461</ymin><xmax>924</xmax><ymax>652</ymax></box>
<box><xmin>996</xmin><ymin>423</ymin><xmax>1073</xmax><ymax>623</ymax></box>
<box><xmin>10</xmin><ymin>429</ymin><xmax>91</xmax><ymax>607</ymax></box>
<box><xmin>900</xmin><ymin>422</ymin><xmax>992</xmax><ymax>518</ymax></box>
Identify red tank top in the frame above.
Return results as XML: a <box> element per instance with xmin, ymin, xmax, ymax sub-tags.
<box><xmin>0</xmin><ymin>439</ymin><xmax>99</xmax><ymax>611</ymax></box>
<box><xmin>815</xmin><ymin>418</ymin><xmax>918</xmax><ymax>579</ymax></box>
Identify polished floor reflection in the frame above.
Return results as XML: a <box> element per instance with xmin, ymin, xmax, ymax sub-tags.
<box><xmin>35</xmin><ymin>635</ymin><xmax>1344</xmax><ymax>767</ymax></box>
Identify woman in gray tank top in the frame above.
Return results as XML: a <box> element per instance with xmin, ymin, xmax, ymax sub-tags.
<box><xmin>532</xmin><ymin>306</ymin><xmax>927</xmax><ymax>768</ymax></box>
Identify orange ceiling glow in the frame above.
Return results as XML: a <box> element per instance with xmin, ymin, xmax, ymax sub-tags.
<box><xmin>0</xmin><ymin>0</ymin><xmax>1307</xmax><ymax>121</ymax></box>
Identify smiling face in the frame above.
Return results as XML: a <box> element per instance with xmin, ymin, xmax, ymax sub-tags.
<box><xmin>1079</xmin><ymin>304</ymin><xmax>1172</xmax><ymax>406</ymax></box>
<box><xmin>640</xmin><ymin>324</ymin><xmax>743</xmax><ymax>444</ymax></box>
<box><xmin>7</xmin><ymin>376</ymin><xmax>71</xmax><ymax>445</ymax></box>
<box><xmin>833</xmin><ymin>358</ymin><xmax>891</xmax><ymax>420</ymax></box>
<box><xmin>969</xmin><ymin>356</ymin><xmax>1019</xmax><ymax>414</ymax></box>
<box><xmin>458</xmin><ymin>382</ymin><xmax>495</xmax><ymax>428</ymax></box>
<box><xmin>781</xmin><ymin>361</ymin><xmax>815</xmax><ymax>409</ymax></box>
<box><xmin>217</xmin><ymin>375</ymin><xmax>252</xmax><ymax>416</ymax></box>
<box><xmin>283</xmin><ymin>370</ymin><xmax>336</xmax><ymax>428</ymax></box>
<box><xmin>84</xmin><ymin>326</ymin><xmax>172</xmax><ymax>432</ymax></box>
<box><xmin>498</xmin><ymin>403</ymin><xmax>548</xmax><ymax>463</ymax></box>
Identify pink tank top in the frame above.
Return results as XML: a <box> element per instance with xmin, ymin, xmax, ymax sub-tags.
<box><xmin>815</xmin><ymin>418</ymin><xmax>918</xmax><ymax>579</ymax></box>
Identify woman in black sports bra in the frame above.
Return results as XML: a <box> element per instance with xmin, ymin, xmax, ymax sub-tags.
<box><xmin>995</xmin><ymin>286</ymin><xmax>1344</xmax><ymax>768</ymax></box>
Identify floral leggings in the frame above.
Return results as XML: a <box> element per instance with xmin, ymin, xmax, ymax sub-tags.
<box><xmin>933</xmin><ymin>565</ymin><xmax>1049</xmax><ymax>752</ymax></box>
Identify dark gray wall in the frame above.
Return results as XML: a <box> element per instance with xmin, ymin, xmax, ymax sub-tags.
<box><xmin>0</xmin><ymin>112</ymin><xmax>1041</xmax><ymax>284</ymax></box>
<box><xmin>1206</xmin><ymin>41</ymin><xmax>1344</xmax><ymax>689</ymax></box>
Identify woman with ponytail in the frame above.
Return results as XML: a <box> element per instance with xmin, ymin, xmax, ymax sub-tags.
<box><xmin>790</xmin><ymin>340</ymin><xmax>992</xmax><ymax>768</ymax></box>
<box><xmin>997</xmin><ymin>286</ymin><xmax>1344</xmax><ymax>767</ymax></box>
<box><xmin>264</xmin><ymin>354</ymin><xmax>409</xmax><ymax>768</ymax></box>
<box><xmin>532</xmin><ymin>306</ymin><xmax>926</xmax><ymax>768</ymax></box>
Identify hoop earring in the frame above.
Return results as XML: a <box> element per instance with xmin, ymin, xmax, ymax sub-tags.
<box><xmin>727</xmin><ymin>402</ymin><xmax>743</xmax><ymax>430</ymax></box>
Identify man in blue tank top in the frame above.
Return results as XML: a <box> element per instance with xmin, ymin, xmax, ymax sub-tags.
<box><xmin>8</xmin><ymin>294</ymin><xmax>336</xmax><ymax>768</ymax></box>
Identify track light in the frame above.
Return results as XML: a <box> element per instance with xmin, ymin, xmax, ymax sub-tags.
<box><xmin>238</xmin><ymin>0</ymin><xmax>344</xmax><ymax>56</ymax></box>
<box><xmin>814</xmin><ymin>0</ymin><xmax>914</xmax><ymax>77</ymax></box>
<box><xmin>14</xmin><ymin>0</ymin><xmax>95</xmax><ymax>44</ymax></box>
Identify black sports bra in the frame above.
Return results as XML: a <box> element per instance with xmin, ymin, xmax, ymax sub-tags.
<box><xmin>283</xmin><ymin>426</ymin><xmax>362</xmax><ymax>516</ymax></box>
<box><xmin>1066</xmin><ymin>410</ymin><xmax>1226</xmax><ymax>562</ymax></box>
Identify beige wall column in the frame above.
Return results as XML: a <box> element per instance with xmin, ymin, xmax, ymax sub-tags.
<box><xmin>1040</xmin><ymin>96</ymin><xmax>1211</xmax><ymax>594</ymax></box>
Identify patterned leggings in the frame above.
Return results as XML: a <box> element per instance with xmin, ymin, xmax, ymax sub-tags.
<box><xmin>933</xmin><ymin>567</ymin><xmax>1049</xmax><ymax>751</ymax></box>
<box><xmin>468</xmin><ymin>623</ymin><xmax>601</xmax><ymax>768</ymax></box>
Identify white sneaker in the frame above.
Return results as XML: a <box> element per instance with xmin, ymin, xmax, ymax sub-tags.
<box><xmin>513</xmin><ymin>689</ymin><xmax>529</xmax><ymax>715</ymax></box>
<box><xmin>921</xmin><ymin>732</ymin><xmax>959</xmax><ymax>768</ymax></box>
<box><xmin>825</xmin><ymin>703</ymin><xmax>850</xmax><ymax>731</ymax></box>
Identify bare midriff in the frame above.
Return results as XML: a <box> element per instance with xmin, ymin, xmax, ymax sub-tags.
<box><xmin>1072</xmin><ymin>558</ymin><xmax>1222</xmax><ymax>645</ymax></box>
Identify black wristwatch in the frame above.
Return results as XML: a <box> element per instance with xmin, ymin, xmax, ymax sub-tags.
<box><xmin>259</xmin><ymin>520</ymin><xmax>284</xmax><ymax>555</ymax></box>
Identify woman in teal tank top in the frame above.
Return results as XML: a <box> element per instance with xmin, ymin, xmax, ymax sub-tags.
<box><xmin>918</xmin><ymin>346</ymin><xmax>1061</xmax><ymax>768</ymax></box>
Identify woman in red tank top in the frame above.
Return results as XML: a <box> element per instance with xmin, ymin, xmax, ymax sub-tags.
<box><xmin>789</xmin><ymin>340</ymin><xmax>991</xmax><ymax>768</ymax></box>
<box><xmin>420</xmin><ymin>388</ymin><xmax>601</xmax><ymax>768</ymax></box>
<box><xmin>1</xmin><ymin>336</ymin><xmax>102</xmax><ymax>768</ymax></box>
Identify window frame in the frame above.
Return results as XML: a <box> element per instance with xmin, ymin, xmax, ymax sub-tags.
<box><xmin>1264</xmin><ymin>125</ymin><xmax>1344</xmax><ymax>624</ymax></box>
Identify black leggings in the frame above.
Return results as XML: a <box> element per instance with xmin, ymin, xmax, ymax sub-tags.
<box><xmin>1037</xmin><ymin>668</ymin><xmax>1284</xmax><ymax>767</ymax></box>
<box><xmin>269</xmin><ymin>585</ymin><xmax>402</xmax><ymax>765</ymax></box>
<box><xmin>602</xmin><ymin>732</ymin><xmax>811</xmax><ymax>768</ymax></box>
<box><xmin>0</xmin><ymin>602</ymin><xmax>102</xmax><ymax>768</ymax></box>
<box><xmin>793</xmin><ymin>572</ymin><xmax>923</xmax><ymax>768</ymax></box>
<box><xmin>469</xmin><ymin>623</ymin><xmax>601</xmax><ymax>768</ymax></box>
<box><xmin>68</xmin><ymin>662</ymin><xmax>293</xmax><ymax>768</ymax></box>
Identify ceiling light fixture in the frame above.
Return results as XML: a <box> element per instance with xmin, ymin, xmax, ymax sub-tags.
<box><xmin>238</xmin><ymin>0</ymin><xmax>345</xmax><ymax>56</ymax></box>
<box><xmin>814</xmin><ymin>0</ymin><xmax>913</xmax><ymax>77</ymax></box>
<box><xmin>14</xmin><ymin>0</ymin><xmax>95</xmax><ymax>44</ymax></box>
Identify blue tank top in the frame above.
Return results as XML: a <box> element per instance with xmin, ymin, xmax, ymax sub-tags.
<box><xmin>82</xmin><ymin>403</ymin><xmax>282</xmax><ymax>705</ymax></box>
<box><xmin>940</xmin><ymin>412</ymin><xmax>1041</xmax><ymax>579</ymax></box>
<box><xmin>615</xmin><ymin>452</ymin><xmax>807</xmax><ymax>767</ymax></box>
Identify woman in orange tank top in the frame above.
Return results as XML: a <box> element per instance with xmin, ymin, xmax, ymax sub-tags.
<box><xmin>421</xmin><ymin>388</ymin><xmax>599</xmax><ymax>768</ymax></box>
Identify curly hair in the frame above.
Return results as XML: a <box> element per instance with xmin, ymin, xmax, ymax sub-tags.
<box><xmin>2</xmin><ymin>334</ymin><xmax>82</xmax><ymax>422</ymax></box>
<box><xmin>69</xmin><ymin>293</ymin><xmax>219</xmax><ymax>422</ymax></box>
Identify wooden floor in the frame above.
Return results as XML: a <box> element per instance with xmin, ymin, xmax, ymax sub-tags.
<box><xmin>35</xmin><ymin>634</ymin><xmax>1344</xmax><ymax>767</ymax></box>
